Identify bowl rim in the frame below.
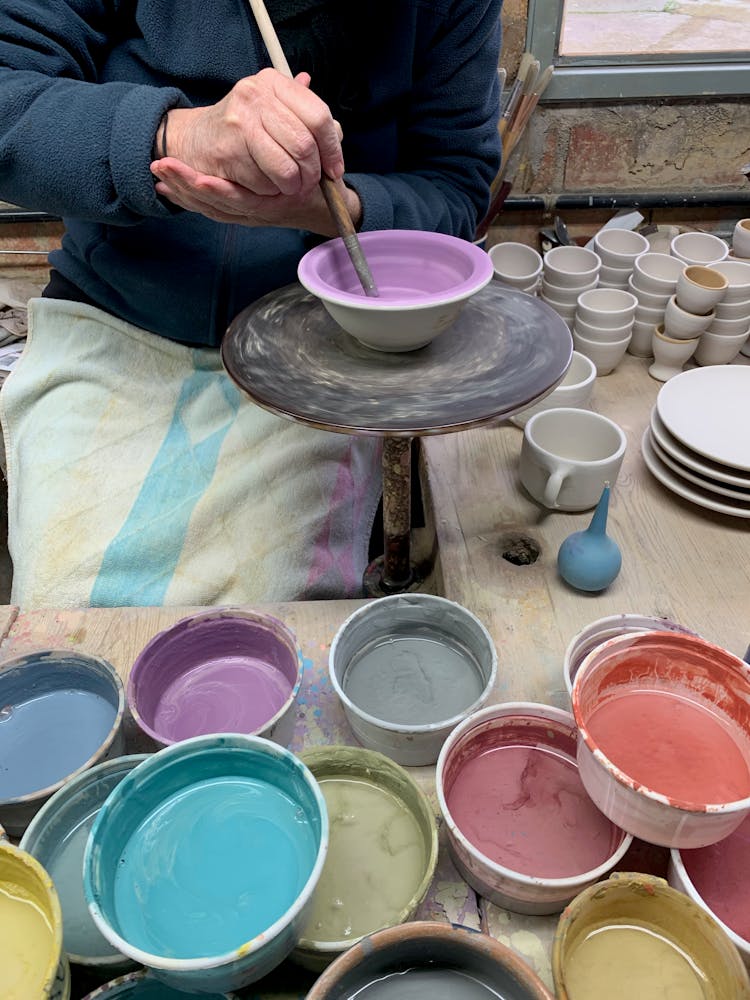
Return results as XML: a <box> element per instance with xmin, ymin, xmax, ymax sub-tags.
<box><xmin>127</xmin><ymin>608</ymin><xmax>303</xmax><ymax>747</ymax></box>
<box><xmin>297</xmin><ymin>229</ymin><xmax>494</xmax><ymax>310</ymax></box>
<box><xmin>435</xmin><ymin>702</ymin><xmax>633</xmax><ymax>890</ymax></box>
<box><xmin>328</xmin><ymin>594</ymin><xmax>498</xmax><ymax>736</ymax></box>
<box><xmin>305</xmin><ymin>920</ymin><xmax>555</xmax><ymax>1000</ymax></box>
<box><xmin>0</xmin><ymin>649</ymin><xmax>126</xmax><ymax>808</ymax></box>
<box><xmin>572</xmin><ymin>629</ymin><xmax>750</xmax><ymax>813</ymax></box>
<box><xmin>83</xmin><ymin>734</ymin><xmax>329</xmax><ymax>973</ymax></box>
<box><xmin>79</xmin><ymin>968</ymin><xmax>239</xmax><ymax>999</ymax></box>
<box><xmin>293</xmin><ymin>744</ymin><xmax>440</xmax><ymax>956</ymax></box>
<box><xmin>669</xmin><ymin>845</ymin><xmax>750</xmax><ymax>957</ymax></box>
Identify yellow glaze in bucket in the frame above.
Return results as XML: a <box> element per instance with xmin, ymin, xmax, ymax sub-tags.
<box><xmin>0</xmin><ymin>840</ymin><xmax>65</xmax><ymax>999</ymax></box>
<box><xmin>552</xmin><ymin>871</ymin><xmax>750</xmax><ymax>999</ymax></box>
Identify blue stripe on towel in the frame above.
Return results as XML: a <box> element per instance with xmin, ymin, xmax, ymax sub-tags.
<box><xmin>90</xmin><ymin>361</ymin><xmax>241</xmax><ymax>606</ymax></box>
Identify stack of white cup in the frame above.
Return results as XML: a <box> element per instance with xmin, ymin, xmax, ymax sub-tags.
<box><xmin>573</xmin><ymin>288</ymin><xmax>638</xmax><ymax>376</ymax></box>
<box><xmin>649</xmin><ymin>265</ymin><xmax>727</xmax><ymax>380</ymax></box>
<box><xmin>593</xmin><ymin>229</ymin><xmax>650</xmax><ymax>290</ymax></box>
<box><xmin>628</xmin><ymin>253</ymin><xmax>684</xmax><ymax>357</ymax></box>
<box><xmin>540</xmin><ymin>245</ymin><xmax>601</xmax><ymax>328</ymax></box>
<box><xmin>732</xmin><ymin>219</ymin><xmax>750</xmax><ymax>261</ymax></box>
<box><xmin>700</xmin><ymin>258</ymin><xmax>750</xmax><ymax>364</ymax></box>
<box><xmin>488</xmin><ymin>242</ymin><xmax>544</xmax><ymax>295</ymax></box>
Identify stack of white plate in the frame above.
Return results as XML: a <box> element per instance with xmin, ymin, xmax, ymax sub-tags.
<box><xmin>641</xmin><ymin>366</ymin><xmax>750</xmax><ymax>518</ymax></box>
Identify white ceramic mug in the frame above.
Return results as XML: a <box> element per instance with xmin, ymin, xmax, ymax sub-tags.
<box><xmin>520</xmin><ymin>407</ymin><xmax>627</xmax><ymax>511</ymax></box>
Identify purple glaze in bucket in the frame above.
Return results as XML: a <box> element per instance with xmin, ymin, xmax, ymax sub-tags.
<box><xmin>128</xmin><ymin>610</ymin><xmax>302</xmax><ymax>748</ymax></box>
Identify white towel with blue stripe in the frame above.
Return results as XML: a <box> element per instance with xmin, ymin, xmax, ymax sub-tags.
<box><xmin>0</xmin><ymin>298</ymin><xmax>382</xmax><ymax>609</ymax></box>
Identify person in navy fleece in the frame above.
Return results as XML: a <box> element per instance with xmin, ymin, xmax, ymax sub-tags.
<box><xmin>0</xmin><ymin>0</ymin><xmax>503</xmax><ymax>608</ymax></box>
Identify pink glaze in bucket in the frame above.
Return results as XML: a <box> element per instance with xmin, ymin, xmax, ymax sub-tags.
<box><xmin>573</xmin><ymin>630</ymin><xmax>750</xmax><ymax>848</ymax></box>
<box><xmin>435</xmin><ymin>703</ymin><xmax>632</xmax><ymax>915</ymax></box>
<box><xmin>128</xmin><ymin>609</ymin><xmax>302</xmax><ymax>748</ymax></box>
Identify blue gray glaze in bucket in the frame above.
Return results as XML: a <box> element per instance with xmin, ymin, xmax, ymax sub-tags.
<box><xmin>20</xmin><ymin>754</ymin><xmax>149</xmax><ymax>969</ymax></box>
<box><xmin>329</xmin><ymin>595</ymin><xmax>497</xmax><ymax>766</ymax></box>
<box><xmin>81</xmin><ymin>969</ymin><xmax>237</xmax><ymax>998</ymax></box>
<box><xmin>0</xmin><ymin>650</ymin><xmax>126</xmax><ymax>836</ymax></box>
<box><xmin>83</xmin><ymin>734</ymin><xmax>329</xmax><ymax>994</ymax></box>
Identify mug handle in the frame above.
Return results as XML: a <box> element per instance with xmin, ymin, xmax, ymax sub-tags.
<box><xmin>543</xmin><ymin>465</ymin><xmax>571</xmax><ymax>507</ymax></box>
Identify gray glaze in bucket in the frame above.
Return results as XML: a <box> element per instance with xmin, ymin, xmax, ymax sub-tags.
<box><xmin>330</xmin><ymin>596</ymin><xmax>497</xmax><ymax>766</ymax></box>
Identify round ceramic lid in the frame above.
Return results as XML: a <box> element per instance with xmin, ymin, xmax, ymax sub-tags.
<box><xmin>656</xmin><ymin>366</ymin><xmax>750</xmax><ymax>471</ymax></box>
<box><xmin>221</xmin><ymin>282</ymin><xmax>573</xmax><ymax>436</ymax></box>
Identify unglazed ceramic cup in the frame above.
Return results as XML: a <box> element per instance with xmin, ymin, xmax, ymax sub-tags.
<box><xmin>520</xmin><ymin>407</ymin><xmax>627</xmax><ymax>511</ymax></box>
<box><xmin>572</xmin><ymin>630</ymin><xmax>750</xmax><ymax>848</ymax></box>
<box><xmin>663</xmin><ymin>294</ymin><xmax>714</xmax><ymax>339</ymax></box>
<box><xmin>297</xmin><ymin>230</ymin><xmax>493</xmax><ymax>352</ymax></box>
<box><xmin>576</xmin><ymin>287</ymin><xmax>637</xmax><ymax>328</ymax></box>
<box><xmin>733</xmin><ymin>218</ymin><xmax>750</xmax><ymax>259</ymax></box>
<box><xmin>329</xmin><ymin>594</ymin><xmax>497</xmax><ymax>766</ymax></box>
<box><xmin>306</xmin><ymin>921</ymin><xmax>554</xmax><ymax>1000</ymax></box>
<box><xmin>510</xmin><ymin>351</ymin><xmax>596</xmax><ymax>428</ymax></box>
<box><xmin>694</xmin><ymin>328</ymin><xmax>750</xmax><ymax>367</ymax></box>
<box><xmin>714</xmin><ymin>296</ymin><xmax>750</xmax><ymax>320</ymax></box>
<box><xmin>706</xmin><ymin>313</ymin><xmax>750</xmax><ymax>336</ymax></box>
<box><xmin>542</xmin><ymin>275</ymin><xmax>598</xmax><ymax>303</ymax></box>
<box><xmin>632</xmin><ymin>251</ymin><xmax>683</xmax><ymax>294</ymax></box>
<box><xmin>574</xmin><ymin>315</ymin><xmax>634</xmax><ymax>344</ymax></box>
<box><xmin>552</xmin><ymin>872</ymin><xmax>750</xmax><ymax>999</ymax></box>
<box><xmin>711</xmin><ymin>258</ymin><xmax>750</xmax><ymax>301</ymax></box>
<box><xmin>627</xmin><ymin>318</ymin><xmax>657</xmax><ymax>358</ymax></box>
<box><xmin>593</xmin><ymin>228</ymin><xmax>650</xmax><ymax>267</ymax></box>
<box><xmin>597</xmin><ymin>262</ymin><xmax>633</xmax><ymax>289</ymax></box>
<box><xmin>436</xmin><ymin>703</ymin><xmax>632</xmax><ymax>915</ymax></box>
<box><xmin>291</xmin><ymin>745</ymin><xmax>438</xmax><ymax>971</ymax></box>
<box><xmin>671</xmin><ymin>231</ymin><xmax>729</xmax><ymax>267</ymax></box>
<box><xmin>626</xmin><ymin>273</ymin><xmax>670</xmax><ymax>310</ymax></box>
<box><xmin>543</xmin><ymin>245</ymin><xmax>601</xmax><ymax>288</ymax></box>
<box><xmin>489</xmin><ymin>241</ymin><xmax>543</xmax><ymax>289</ymax></box>
<box><xmin>675</xmin><ymin>265</ymin><xmax>728</xmax><ymax>315</ymax></box>
<box><xmin>648</xmin><ymin>325</ymin><xmax>700</xmax><ymax>382</ymax></box>
<box><xmin>572</xmin><ymin>328</ymin><xmax>631</xmax><ymax>375</ymax></box>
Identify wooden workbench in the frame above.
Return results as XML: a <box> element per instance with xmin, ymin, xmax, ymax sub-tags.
<box><xmin>2</xmin><ymin>353</ymin><xmax>749</xmax><ymax>997</ymax></box>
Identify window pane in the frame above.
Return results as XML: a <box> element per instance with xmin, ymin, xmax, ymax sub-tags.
<box><xmin>560</xmin><ymin>0</ymin><xmax>750</xmax><ymax>57</ymax></box>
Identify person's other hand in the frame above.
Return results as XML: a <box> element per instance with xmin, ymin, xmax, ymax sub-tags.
<box><xmin>150</xmin><ymin>157</ymin><xmax>362</xmax><ymax>236</ymax></box>
<box><xmin>154</xmin><ymin>69</ymin><xmax>344</xmax><ymax>198</ymax></box>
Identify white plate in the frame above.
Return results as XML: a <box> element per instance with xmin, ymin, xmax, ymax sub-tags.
<box><xmin>648</xmin><ymin>431</ymin><xmax>750</xmax><ymax>501</ymax></box>
<box><xmin>650</xmin><ymin>408</ymin><xmax>750</xmax><ymax>488</ymax></box>
<box><xmin>656</xmin><ymin>366</ymin><xmax>750</xmax><ymax>471</ymax></box>
<box><xmin>641</xmin><ymin>429</ymin><xmax>750</xmax><ymax>518</ymax></box>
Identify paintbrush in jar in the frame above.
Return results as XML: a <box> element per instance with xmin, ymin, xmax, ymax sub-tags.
<box><xmin>246</xmin><ymin>0</ymin><xmax>379</xmax><ymax>297</ymax></box>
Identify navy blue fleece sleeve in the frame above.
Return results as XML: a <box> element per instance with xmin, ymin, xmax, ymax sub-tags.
<box><xmin>346</xmin><ymin>0</ymin><xmax>502</xmax><ymax>240</ymax></box>
<box><xmin>0</xmin><ymin>0</ymin><xmax>188</xmax><ymax>223</ymax></box>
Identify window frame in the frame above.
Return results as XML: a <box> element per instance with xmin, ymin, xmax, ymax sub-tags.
<box><xmin>527</xmin><ymin>0</ymin><xmax>750</xmax><ymax>102</ymax></box>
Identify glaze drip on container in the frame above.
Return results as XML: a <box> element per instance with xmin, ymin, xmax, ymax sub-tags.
<box><xmin>301</xmin><ymin>777</ymin><xmax>426</xmax><ymax>942</ymax></box>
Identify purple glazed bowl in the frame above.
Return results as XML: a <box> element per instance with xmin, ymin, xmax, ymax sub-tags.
<box><xmin>128</xmin><ymin>609</ymin><xmax>303</xmax><ymax>748</ymax></box>
<box><xmin>297</xmin><ymin>229</ymin><xmax>493</xmax><ymax>352</ymax></box>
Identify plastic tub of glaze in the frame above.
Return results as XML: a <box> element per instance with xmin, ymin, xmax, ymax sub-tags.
<box><xmin>668</xmin><ymin>811</ymin><xmax>750</xmax><ymax>968</ymax></box>
<box><xmin>0</xmin><ymin>840</ymin><xmax>70</xmax><ymax>1000</ymax></box>
<box><xmin>329</xmin><ymin>595</ymin><xmax>497</xmax><ymax>766</ymax></box>
<box><xmin>306</xmin><ymin>920</ymin><xmax>554</xmax><ymax>999</ymax></box>
<box><xmin>0</xmin><ymin>650</ymin><xmax>126</xmax><ymax>836</ymax></box>
<box><xmin>436</xmin><ymin>703</ymin><xmax>632</xmax><ymax>915</ymax></box>
<box><xmin>128</xmin><ymin>609</ymin><xmax>302</xmax><ymax>748</ymax></box>
<box><xmin>562</xmin><ymin>612</ymin><xmax>698</xmax><ymax>701</ymax></box>
<box><xmin>292</xmin><ymin>745</ymin><xmax>439</xmax><ymax>971</ymax></box>
<box><xmin>20</xmin><ymin>754</ymin><xmax>149</xmax><ymax>971</ymax></box>
<box><xmin>81</xmin><ymin>969</ymin><xmax>238</xmax><ymax>998</ymax></box>
<box><xmin>573</xmin><ymin>630</ymin><xmax>750</xmax><ymax>848</ymax></box>
<box><xmin>83</xmin><ymin>734</ymin><xmax>328</xmax><ymax>994</ymax></box>
<box><xmin>552</xmin><ymin>871</ymin><xmax>750</xmax><ymax>999</ymax></box>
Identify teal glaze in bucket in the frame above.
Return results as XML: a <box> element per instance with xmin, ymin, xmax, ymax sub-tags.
<box><xmin>83</xmin><ymin>734</ymin><xmax>328</xmax><ymax>994</ymax></box>
<box><xmin>20</xmin><ymin>754</ymin><xmax>149</xmax><ymax>970</ymax></box>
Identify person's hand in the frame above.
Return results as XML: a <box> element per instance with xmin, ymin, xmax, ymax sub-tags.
<box><xmin>150</xmin><ymin>67</ymin><xmax>360</xmax><ymax>233</ymax></box>
<box><xmin>150</xmin><ymin>156</ymin><xmax>362</xmax><ymax>236</ymax></box>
